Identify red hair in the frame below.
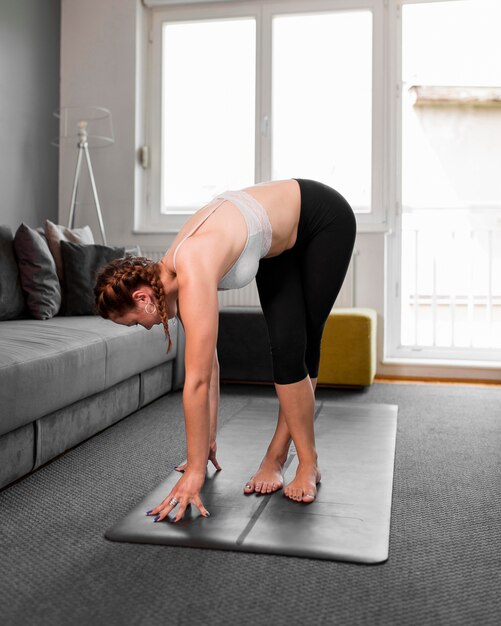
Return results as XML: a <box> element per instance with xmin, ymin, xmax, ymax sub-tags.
<box><xmin>94</xmin><ymin>256</ymin><xmax>172</xmax><ymax>351</ymax></box>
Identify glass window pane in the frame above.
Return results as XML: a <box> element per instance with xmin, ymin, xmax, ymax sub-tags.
<box><xmin>162</xmin><ymin>19</ymin><xmax>255</xmax><ymax>211</ymax></box>
<box><xmin>272</xmin><ymin>11</ymin><xmax>372</xmax><ymax>211</ymax></box>
<box><xmin>402</xmin><ymin>0</ymin><xmax>501</xmax><ymax>211</ymax></box>
<box><xmin>400</xmin><ymin>0</ymin><xmax>501</xmax><ymax>351</ymax></box>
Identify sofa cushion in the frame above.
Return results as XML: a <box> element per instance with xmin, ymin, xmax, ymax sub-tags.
<box><xmin>0</xmin><ymin>316</ymin><xmax>177</xmax><ymax>436</ymax></box>
<box><xmin>60</xmin><ymin>242</ymin><xmax>125</xmax><ymax>315</ymax></box>
<box><xmin>0</xmin><ymin>226</ymin><xmax>26</xmax><ymax>321</ymax></box>
<box><xmin>44</xmin><ymin>220</ymin><xmax>94</xmax><ymax>284</ymax></box>
<box><xmin>13</xmin><ymin>223</ymin><xmax>62</xmax><ymax>319</ymax></box>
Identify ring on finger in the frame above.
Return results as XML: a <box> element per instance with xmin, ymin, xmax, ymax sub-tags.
<box><xmin>168</xmin><ymin>497</ymin><xmax>178</xmax><ymax>506</ymax></box>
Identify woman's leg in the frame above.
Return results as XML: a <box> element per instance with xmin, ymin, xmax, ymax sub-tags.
<box><xmin>278</xmin><ymin>191</ymin><xmax>355</xmax><ymax>501</ymax></box>
<box><xmin>274</xmin><ymin>375</ymin><xmax>320</xmax><ymax>502</ymax></box>
<box><xmin>302</xmin><ymin>230</ymin><xmax>357</xmax><ymax>380</ymax></box>
<box><xmin>245</xmin><ymin>250</ymin><xmax>319</xmax><ymax>499</ymax></box>
<box><xmin>243</xmin><ymin>403</ymin><xmax>290</xmax><ymax>494</ymax></box>
<box><xmin>244</xmin><ymin>377</ymin><xmax>319</xmax><ymax>501</ymax></box>
<box><xmin>248</xmin><ymin>183</ymin><xmax>356</xmax><ymax>502</ymax></box>
<box><xmin>277</xmin><ymin>225</ymin><xmax>355</xmax><ymax>501</ymax></box>
<box><xmin>243</xmin><ymin>377</ymin><xmax>320</xmax><ymax>496</ymax></box>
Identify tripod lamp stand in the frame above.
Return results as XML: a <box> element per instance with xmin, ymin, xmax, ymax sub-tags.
<box><xmin>53</xmin><ymin>106</ymin><xmax>114</xmax><ymax>245</ymax></box>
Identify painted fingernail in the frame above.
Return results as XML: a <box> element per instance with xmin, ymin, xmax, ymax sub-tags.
<box><xmin>154</xmin><ymin>515</ymin><xmax>161</xmax><ymax>522</ymax></box>
<box><xmin>146</xmin><ymin>509</ymin><xmax>153</xmax><ymax>516</ymax></box>
<box><xmin>204</xmin><ymin>512</ymin><xmax>211</xmax><ymax>517</ymax></box>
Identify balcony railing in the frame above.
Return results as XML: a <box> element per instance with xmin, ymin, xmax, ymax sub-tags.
<box><xmin>401</xmin><ymin>210</ymin><xmax>501</xmax><ymax>355</ymax></box>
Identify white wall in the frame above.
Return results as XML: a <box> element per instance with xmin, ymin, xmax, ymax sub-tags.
<box><xmin>0</xmin><ymin>0</ymin><xmax>60</xmax><ymax>230</ymax></box>
<box><xmin>60</xmin><ymin>0</ymin><xmax>139</xmax><ymax>248</ymax></box>
<box><xmin>59</xmin><ymin>0</ymin><xmax>500</xmax><ymax>382</ymax></box>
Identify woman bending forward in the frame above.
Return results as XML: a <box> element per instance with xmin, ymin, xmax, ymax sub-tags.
<box><xmin>94</xmin><ymin>179</ymin><xmax>356</xmax><ymax>522</ymax></box>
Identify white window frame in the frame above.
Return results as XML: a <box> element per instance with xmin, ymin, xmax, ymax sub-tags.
<box><xmin>137</xmin><ymin>0</ymin><xmax>387</xmax><ymax>233</ymax></box>
<box><xmin>384</xmin><ymin>0</ymin><xmax>501</xmax><ymax>367</ymax></box>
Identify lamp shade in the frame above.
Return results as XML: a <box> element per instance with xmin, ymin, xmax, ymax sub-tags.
<box><xmin>52</xmin><ymin>106</ymin><xmax>114</xmax><ymax>149</ymax></box>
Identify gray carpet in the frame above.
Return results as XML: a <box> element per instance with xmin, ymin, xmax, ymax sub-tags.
<box><xmin>0</xmin><ymin>382</ymin><xmax>500</xmax><ymax>626</ymax></box>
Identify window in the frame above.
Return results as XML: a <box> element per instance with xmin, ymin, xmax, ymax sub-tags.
<box><xmin>141</xmin><ymin>0</ymin><xmax>501</xmax><ymax>365</ymax></box>
<box><xmin>271</xmin><ymin>10</ymin><xmax>373</xmax><ymax>211</ymax></box>
<box><xmin>161</xmin><ymin>18</ymin><xmax>256</xmax><ymax>210</ymax></box>
<box><xmin>386</xmin><ymin>0</ymin><xmax>501</xmax><ymax>363</ymax></box>
<box><xmin>140</xmin><ymin>0</ymin><xmax>384</xmax><ymax>232</ymax></box>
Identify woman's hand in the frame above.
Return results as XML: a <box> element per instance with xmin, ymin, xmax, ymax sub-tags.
<box><xmin>147</xmin><ymin>469</ymin><xmax>209</xmax><ymax>523</ymax></box>
<box><xmin>175</xmin><ymin>440</ymin><xmax>222</xmax><ymax>473</ymax></box>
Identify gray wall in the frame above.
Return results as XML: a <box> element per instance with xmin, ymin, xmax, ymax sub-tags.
<box><xmin>0</xmin><ymin>0</ymin><xmax>60</xmax><ymax>231</ymax></box>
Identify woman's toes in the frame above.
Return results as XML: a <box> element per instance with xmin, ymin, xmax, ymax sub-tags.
<box><xmin>284</xmin><ymin>485</ymin><xmax>316</xmax><ymax>502</ymax></box>
<box><xmin>243</xmin><ymin>458</ymin><xmax>285</xmax><ymax>497</ymax></box>
<box><xmin>244</xmin><ymin>480</ymin><xmax>255</xmax><ymax>493</ymax></box>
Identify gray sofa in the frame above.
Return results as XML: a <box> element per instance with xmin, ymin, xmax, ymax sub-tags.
<box><xmin>0</xmin><ymin>223</ymin><xmax>185</xmax><ymax>491</ymax></box>
<box><xmin>0</xmin><ymin>316</ymin><xmax>185</xmax><ymax>490</ymax></box>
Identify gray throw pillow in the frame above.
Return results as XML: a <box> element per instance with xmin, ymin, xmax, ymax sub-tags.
<box><xmin>14</xmin><ymin>223</ymin><xmax>62</xmax><ymax>320</ymax></box>
<box><xmin>60</xmin><ymin>241</ymin><xmax>125</xmax><ymax>315</ymax></box>
<box><xmin>0</xmin><ymin>225</ymin><xmax>26</xmax><ymax>320</ymax></box>
<box><xmin>44</xmin><ymin>220</ymin><xmax>95</xmax><ymax>284</ymax></box>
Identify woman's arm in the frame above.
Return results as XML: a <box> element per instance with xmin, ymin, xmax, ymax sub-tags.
<box><xmin>149</xmin><ymin>244</ymin><xmax>220</xmax><ymax>522</ymax></box>
<box><xmin>175</xmin><ymin>349</ymin><xmax>221</xmax><ymax>472</ymax></box>
<box><xmin>180</xmin><ymin>269</ymin><xmax>219</xmax><ymax>475</ymax></box>
<box><xmin>208</xmin><ymin>350</ymin><xmax>222</xmax><ymax>470</ymax></box>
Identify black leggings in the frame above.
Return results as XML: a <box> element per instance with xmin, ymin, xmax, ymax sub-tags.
<box><xmin>256</xmin><ymin>179</ymin><xmax>356</xmax><ymax>385</ymax></box>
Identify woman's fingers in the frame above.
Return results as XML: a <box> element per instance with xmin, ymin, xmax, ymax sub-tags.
<box><xmin>151</xmin><ymin>497</ymin><xmax>209</xmax><ymax>523</ymax></box>
<box><xmin>193</xmin><ymin>496</ymin><xmax>210</xmax><ymax>519</ymax></box>
<box><xmin>209</xmin><ymin>455</ymin><xmax>222</xmax><ymax>471</ymax></box>
<box><xmin>146</xmin><ymin>470</ymin><xmax>208</xmax><ymax>522</ymax></box>
<box><xmin>177</xmin><ymin>458</ymin><xmax>221</xmax><ymax>472</ymax></box>
<box><xmin>168</xmin><ymin>500</ymin><xmax>187</xmax><ymax>523</ymax></box>
<box><xmin>150</xmin><ymin>492</ymin><xmax>180</xmax><ymax>521</ymax></box>
<box><xmin>146</xmin><ymin>501</ymin><xmax>167</xmax><ymax>516</ymax></box>
<box><xmin>208</xmin><ymin>440</ymin><xmax>222</xmax><ymax>471</ymax></box>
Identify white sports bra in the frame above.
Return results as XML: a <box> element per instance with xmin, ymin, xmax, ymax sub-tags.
<box><xmin>172</xmin><ymin>190</ymin><xmax>273</xmax><ymax>290</ymax></box>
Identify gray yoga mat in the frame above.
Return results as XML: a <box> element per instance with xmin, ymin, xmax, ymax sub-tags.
<box><xmin>105</xmin><ymin>399</ymin><xmax>398</xmax><ymax>563</ymax></box>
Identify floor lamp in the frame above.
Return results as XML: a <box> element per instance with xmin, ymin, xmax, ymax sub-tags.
<box><xmin>53</xmin><ymin>106</ymin><xmax>114</xmax><ymax>245</ymax></box>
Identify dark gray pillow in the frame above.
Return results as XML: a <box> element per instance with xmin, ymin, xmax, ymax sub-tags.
<box><xmin>0</xmin><ymin>225</ymin><xmax>26</xmax><ymax>320</ymax></box>
<box><xmin>13</xmin><ymin>223</ymin><xmax>62</xmax><ymax>320</ymax></box>
<box><xmin>44</xmin><ymin>220</ymin><xmax>95</xmax><ymax>284</ymax></box>
<box><xmin>60</xmin><ymin>241</ymin><xmax>125</xmax><ymax>315</ymax></box>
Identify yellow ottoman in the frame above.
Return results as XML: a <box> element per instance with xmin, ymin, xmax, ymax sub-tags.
<box><xmin>318</xmin><ymin>308</ymin><xmax>377</xmax><ymax>387</ymax></box>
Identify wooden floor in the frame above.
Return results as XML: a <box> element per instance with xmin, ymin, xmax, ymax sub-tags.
<box><xmin>375</xmin><ymin>375</ymin><xmax>501</xmax><ymax>387</ymax></box>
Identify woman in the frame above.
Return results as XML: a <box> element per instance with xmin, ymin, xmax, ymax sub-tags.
<box><xmin>94</xmin><ymin>179</ymin><xmax>356</xmax><ymax>523</ymax></box>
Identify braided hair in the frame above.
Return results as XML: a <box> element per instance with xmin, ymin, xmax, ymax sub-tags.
<box><xmin>94</xmin><ymin>256</ymin><xmax>172</xmax><ymax>351</ymax></box>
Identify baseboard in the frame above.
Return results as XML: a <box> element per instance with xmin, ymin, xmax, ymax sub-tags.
<box><xmin>375</xmin><ymin>375</ymin><xmax>501</xmax><ymax>387</ymax></box>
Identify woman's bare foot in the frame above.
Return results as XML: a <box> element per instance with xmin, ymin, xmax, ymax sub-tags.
<box><xmin>244</xmin><ymin>455</ymin><xmax>285</xmax><ymax>495</ymax></box>
<box><xmin>283</xmin><ymin>463</ymin><xmax>321</xmax><ymax>503</ymax></box>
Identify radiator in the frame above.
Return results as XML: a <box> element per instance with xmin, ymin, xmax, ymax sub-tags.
<box><xmin>141</xmin><ymin>247</ymin><xmax>355</xmax><ymax>309</ymax></box>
